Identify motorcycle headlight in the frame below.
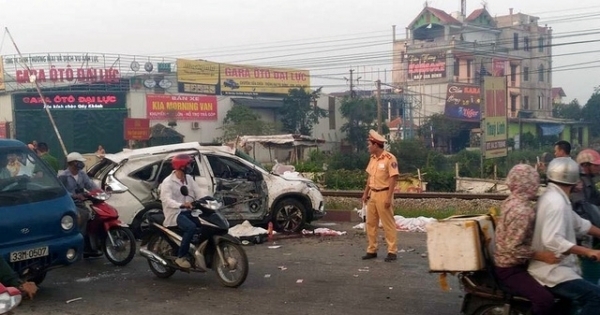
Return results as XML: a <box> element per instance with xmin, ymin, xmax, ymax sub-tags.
<box><xmin>61</xmin><ymin>215</ymin><xmax>74</xmax><ymax>231</ymax></box>
<box><xmin>0</xmin><ymin>291</ymin><xmax>22</xmax><ymax>313</ymax></box>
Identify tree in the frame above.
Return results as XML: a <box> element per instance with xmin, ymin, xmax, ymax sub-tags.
<box><xmin>582</xmin><ymin>88</ymin><xmax>600</xmax><ymax>138</ymax></box>
<box><xmin>279</xmin><ymin>87</ymin><xmax>328</xmax><ymax>136</ymax></box>
<box><xmin>219</xmin><ymin>105</ymin><xmax>276</xmax><ymax>142</ymax></box>
<box><xmin>553</xmin><ymin>99</ymin><xmax>583</xmax><ymax>120</ymax></box>
<box><xmin>340</xmin><ymin>97</ymin><xmax>379</xmax><ymax>152</ymax></box>
<box><xmin>420</xmin><ymin>113</ymin><xmax>464</xmax><ymax>153</ymax></box>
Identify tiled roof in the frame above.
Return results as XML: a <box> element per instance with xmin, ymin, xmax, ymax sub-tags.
<box><xmin>552</xmin><ymin>87</ymin><xmax>566</xmax><ymax>98</ymax></box>
<box><xmin>425</xmin><ymin>7</ymin><xmax>462</xmax><ymax>25</ymax></box>
<box><xmin>466</xmin><ymin>9</ymin><xmax>484</xmax><ymax>21</ymax></box>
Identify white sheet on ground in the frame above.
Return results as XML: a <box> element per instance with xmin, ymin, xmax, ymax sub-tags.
<box><xmin>352</xmin><ymin>215</ymin><xmax>437</xmax><ymax>233</ymax></box>
<box><xmin>229</xmin><ymin>220</ymin><xmax>271</xmax><ymax>237</ymax></box>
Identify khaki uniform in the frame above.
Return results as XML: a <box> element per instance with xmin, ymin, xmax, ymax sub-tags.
<box><xmin>365</xmin><ymin>150</ymin><xmax>399</xmax><ymax>254</ymax></box>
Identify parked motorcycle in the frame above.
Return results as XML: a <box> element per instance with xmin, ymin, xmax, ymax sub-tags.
<box><xmin>77</xmin><ymin>189</ymin><xmax>136</xmax><ymax>266</ymax></box>
<box><xmin>139</xmin><ymin>187</ymin><xmax>249</xmax><ymax>288</ymax></box>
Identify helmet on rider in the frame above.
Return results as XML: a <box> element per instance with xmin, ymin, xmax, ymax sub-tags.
<box><xmin>171</xmin><ymin>154</ymin><xmax>193</xmax><ymax>174</ymax></box>
<box><xmin>546</xmin><ymin>157</ymin><xmax>580</xmax><ymax>185</ymax></box>
<box><xmin>66</xmin><ymin>152</ymin><xmax>87</xmax><ymax>170</ymax></box>
<box><xmin>576</xmin><ymin>149</ymin><xmax>600</xmax><ymax>166</ymax></box>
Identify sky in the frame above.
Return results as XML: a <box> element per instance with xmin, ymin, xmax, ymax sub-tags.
<box><xmin>0</xmin><ymin>0</ymin><xmax>598</xmax><ymax>104</ymax></box>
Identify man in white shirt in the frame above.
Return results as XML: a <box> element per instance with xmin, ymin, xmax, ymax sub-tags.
<box><xmin>529</xmin><ymin>157</ymin><xmax>600</xmax><ymax>315</ymax></box>
<box><xmin>159</xmin><ymin>154</ymin><xmax>208</xmax><ymax>269</ymax></box>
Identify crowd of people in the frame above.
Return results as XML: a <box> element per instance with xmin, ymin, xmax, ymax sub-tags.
<box><xmin>494</xmin><ymin>140</ymin><xmax>600</xmax><ymax>315</ymax></box>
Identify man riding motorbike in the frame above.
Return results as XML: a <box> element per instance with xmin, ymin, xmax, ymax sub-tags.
<box><xmin>57</xmin><ymin>152</ymin><xmax>101</xmax><ymax>257</ymax></box>
<box><xmin>159</xmin><ymin>154</ymin><xmax>209</xmax><ymax>269</ymax></box>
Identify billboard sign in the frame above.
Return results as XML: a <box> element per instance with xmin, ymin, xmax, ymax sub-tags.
<box><xmin>146</xmin><ymin>94</ymin><xmax>218</xmax><ymax>121</ymax></box>
<box><xmin>13</xmin><ymin>92</ymin><xmax>127</xmax><ymax>110</ymax></box>
<box><xmin>176</xmin><ymin>59</ymin><xmax>220</xmax><ymax>95</ymax></box>
<box><xmin>175</xmin><ymin>59</ymin><xmax>311</xmax><ymax>97</ymax></box>
<box><xmin>444</xmin><ymin>83</ymin><xmax>481</xmax><ymax>122</ymax></box>
<box><xmin>219</xmin><ymin>63</ymin><xmax>310</xmax><ymax>97</ymax></box>
<box><xmin>407</xmin><ymin>52</ymin><xmax>446</xmax><ymax>81</ymax></box>
<box><xmin>124</xmin><ymin>118</ymin><xmax>150</xmax><ymax>141</ymax></box>
<box><xmin>483</xmin><ymin>77</ymin><xmax>508</xmax><ymax>159</ymax></box>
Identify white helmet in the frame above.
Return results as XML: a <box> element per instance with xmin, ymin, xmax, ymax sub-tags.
<box><xmin>66</xmin><ymin>152</ymin><xmax>86</xmax><ymax>163</ymax></box>
<box><xmin>546</xmin><ymin>157</ymin><xmax>579</xmax><ymax>185</ymax></box>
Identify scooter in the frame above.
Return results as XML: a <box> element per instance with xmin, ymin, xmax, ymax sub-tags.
<box><xmin>139</xmin><ymin>187</ymin><xmax>249</xmax><ymax>288</ymax></box>
<box><xmin>77</xmin><ymin>188</ymin><xmax>137</xmax><ymax>266</ymax></box>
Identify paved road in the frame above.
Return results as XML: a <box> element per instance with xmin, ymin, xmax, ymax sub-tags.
<box><xmin>16</xmin><ymin>222</ymin><xmax>463</xmax><ymax>315</ymax></box>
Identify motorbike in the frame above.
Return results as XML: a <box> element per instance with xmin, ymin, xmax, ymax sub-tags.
<box><xmin>77</xmin><ymin>188</ymin><xmax>137</xmax><ymax>266</ymax></box>
<box><xmin>139</xmin><ymin>186</ymin><xmax>249</xmax><ymax>288</ymax></box>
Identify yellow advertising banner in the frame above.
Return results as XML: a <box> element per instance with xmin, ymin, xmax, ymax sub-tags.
<box><xmin>483</xmin><ymin>77</ymin><xmax>508</xmax><ymax>159</ymax></box>
<box><xmin>176</xmin><ymin>59</ymin><xmax>219</xmax><ymax>95</ymax></box>
<box><xmin>0</xmin><ymin>57</ymin><xmax>5</xmax><ymax>90</ymax></box>
<box><xmin>220</xmin><ymin>63</ymin><xmax>310</xmax><ymax>97</ymax></box>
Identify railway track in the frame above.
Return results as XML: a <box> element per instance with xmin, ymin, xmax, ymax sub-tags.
<box><xmin>320</xmin><ymin>190</ymin><xmax>509</xmax><ymax>201</ymax></box>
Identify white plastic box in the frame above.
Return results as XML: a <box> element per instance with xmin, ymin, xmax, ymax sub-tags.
<box><xmin>426</xmin><ymin>215</ymin><xmax>495</xmax><ymax>272</ymax></box>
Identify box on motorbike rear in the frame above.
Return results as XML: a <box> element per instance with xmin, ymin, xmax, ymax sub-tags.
<box><xmin>425</xmin><ymin>215</ymin><xmax>495</xmax><ymax>272</ymax></box>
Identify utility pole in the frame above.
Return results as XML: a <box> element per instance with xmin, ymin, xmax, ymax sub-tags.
<box><xmin>376</xmin><ymin>80</ymin><xmax>383</xmax><ymax>133</ymax></box>
<box><xmin>349</xmin><ymin>69</ymin><xmax>355</xmax><ymax>98</ymax></box>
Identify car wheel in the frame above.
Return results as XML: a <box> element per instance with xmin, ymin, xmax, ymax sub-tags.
<box><xmin>131</xmin><ymin>202</ymin><xmax>163</xmax><ymax>239</ymax></box>
<box><xmin>272</xmin><ymin>199</ymin><xmax>306</xmax><ymax>233</ymax></box>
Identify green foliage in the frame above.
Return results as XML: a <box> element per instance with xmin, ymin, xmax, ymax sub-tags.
<box><xmin>279</xmin><ymin>87</ymin><xmax>328</xmax><ymax>136</ymax></box>
<box><xmin>421</xmin><ymin>167</ymin><xmax>455</xmax><ymax>192</ymax></box>
<box><xmin>553</xmin><ymin>99</ymin><xmax>583</xmax><ymax>120</ymax></box>
<box><xmin>450</xmin><ymin>149</ymin><xmax>481</xmax><ymax>177</ymax></box>
<box><xmin>420</xmin><ymin>113</ymin><xmax>465</xmax><ymax>151</ymax></box>
<box><xmin>219</xmin><ymin>105</ymin><xmax>277</xmax><ymax>142</ymax></box>
<box><xmin>293</xmin><ymin>150</ymin><xmax>330</xmax><ymax>172</ymax></box>
<box><xmin>582</xmin><ymin>89</ymin><xmax>600</xmax><ymax>138</ymax></box>
<box><xmin>323</xmin><ymin>169</ymin><xmax>365</xmax><ymax>190</ymax></box>
<box><xmin>339</xmin><ymin>97</ymin><xmax>378</xmax><ymax>152</ymax></box>
<box><xmin>328</xmin><ymin>151</ymin><xmax>370</xmax><ymax>170</ymax></box>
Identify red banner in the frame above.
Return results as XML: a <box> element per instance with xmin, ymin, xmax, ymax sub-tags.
<box><xmin>146</xmin><ymin>94</ymin><xmax>217</xmax><ymax>121</ymax></box>
<box><xmin>124</xmin><ymin>118</ymin><xmax>150</xmax><ymax>141</ymax></box>
<box><xmin>0</xmin><ymin>122</ymin><xmax>6</xmax><ymax>139</ymax></box>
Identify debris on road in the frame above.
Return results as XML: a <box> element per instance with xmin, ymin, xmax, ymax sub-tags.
<box><xmin>268</xmin><ymin>245</ymin><xmax>282</xmax><ymax>249</ymax></box>
<box><xmin>301</xmin><ymin>228</ymin><xmax>347</xmax><ymax>236</ymax></box>
<box><xmin>278</xmin><ymin>266</ymin><xmax>288</xmax><ymax>271</ymax></box>
<box><xmin>66</xmin><ymin>297</ymin><xmax>83</xmax><ymax>304</ymax></box>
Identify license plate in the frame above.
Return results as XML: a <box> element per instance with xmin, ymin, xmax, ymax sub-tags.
<box><xmin>10</xmin><ymin>246</ymin><xmax>49</xmax><ymax>262</ymax></box>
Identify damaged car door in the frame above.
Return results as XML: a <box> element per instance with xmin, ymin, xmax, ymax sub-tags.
<box><xmin>204</xmin><ymin>154</ymin><xmax>268</xmax><ymax>221</ymax></box>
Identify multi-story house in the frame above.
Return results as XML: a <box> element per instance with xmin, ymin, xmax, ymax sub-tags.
<box><xmin>391</xmin><ymin>3</ymin><xmax>588</xmax><ymax>149</ymax></box>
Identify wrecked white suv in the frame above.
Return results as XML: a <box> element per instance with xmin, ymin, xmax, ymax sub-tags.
<box><xmin>87</xmin><ymin>142</ymin><xmax>325</xmax><ymax>236</ymax></box>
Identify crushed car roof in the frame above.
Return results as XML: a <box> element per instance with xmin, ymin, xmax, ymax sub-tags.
<box><xmin>104</xmin><ymin>142</ymin><xmax>236</xmax><ymax>163</ymax></box>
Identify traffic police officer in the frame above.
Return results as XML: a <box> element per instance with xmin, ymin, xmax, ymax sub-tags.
<box><xmin>361</xmin><ymin>130</ymin><xmax>399</xmax><ymax>262</ymax></box>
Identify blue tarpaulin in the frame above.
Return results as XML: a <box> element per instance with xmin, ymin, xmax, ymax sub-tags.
<box><xmin>540</xmin><ymin>124</ymin><xmax>565</xmax><ymax>136</ymax></box>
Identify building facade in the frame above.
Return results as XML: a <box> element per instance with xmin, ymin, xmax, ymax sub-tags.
<box><xmin>0</xmin><ymin>53</ymin><xmax>346</xmax><ymax>164</ymax></box>
<box><xmin>392</xmin><ymin>5</ymin><xmax>553</xmax><ymax>122</ymax></box>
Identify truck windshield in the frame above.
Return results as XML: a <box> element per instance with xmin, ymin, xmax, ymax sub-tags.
<box><xmin>0</xmin><ymin>147</ymin><xmax>66</xmax><ymax>205</ymax></box>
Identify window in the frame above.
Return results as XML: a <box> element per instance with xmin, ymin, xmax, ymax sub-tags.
<box><xmin>467</xmin><ymin>60</ymin><xmax>472</xmax><ymax>79</ymax></box>
<box><xmin>510</xmin><ymin>65</ymin><xmax>517</xmax><ymax>83</ymax></box>
<box><xmin>510</xmin><ymin>95</ymin><xmax>517</xmax><ymax>112</ymax></box>
<box><xmin>523</xmin><ymin>67</ymin><xmax>529</xmax><ymax>81</ymax></box>
<box><xmin>524</xmin><ymin>36</ymin><xmax>529</xmax><ymax>51</ymax></box>
<box><xmin>538</xmin><ymin>96</ymin><xmax>543</xmax><ymax>110</ymax></box>
<box><xmin>523</xmin><ymin>96</ymin><xmax>529</xmax><ymax>109</ymax></box>
<box><xmin>328</xmin><ymin>96</ymin><xmax>336</xmax><ymax>130</ymax></box>
<box><xmin>130</xmin><ymin>161</ymin><xmax>162</xmax><ymax>182</ymax></box>
<box><xmin>88</xmin><ymin>159</ymin><xmax>117</xmax><ymax>182</ymax></box>
<box><xmin>513</xmin><ymin>33</ymin><xmax>519</xmax><ymax>50</ymax></box>
<box><xmin>538</xmin><ymin>65</ymin><xmax>544</xmax><ymax>82</ymax></box>
<box><xmin>157</xmin><ymin>157</ymin><xmax>201</xmax><ymax>184</ymax></box>
<box><xmin>0</xmin><ymin>148</ymin><xmax>66</xmax><ymax>205</ymax></box>
<box><xmin>538</xmin><ymin>36</ymin><xmax>544</xmax><ymax>52</ymax></box>
<box><xmin>454</xmin><ymin>58</ymin><xmax>460</xmax><ymax>76</ymax></box>
<box><xmin>206</xmin><ymin>155</ymin><xmax>251</xmax><ymax>179</ymax></box>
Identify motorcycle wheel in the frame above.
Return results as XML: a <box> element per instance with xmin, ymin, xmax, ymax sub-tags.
<box><xmin>147</xmin><ymin>234</ymin><xmax>177</xmax><ymax>279</ymax></box>
<box><xmin>473</xmin><ymin>304</ymin><xmax>528</xmax><ymax>315</ymax></box>
<box><xmin>212</xmin><ymin>240</ymin><xmax>249</xmax><ymax>288</ymax></box>
<box><xmin>103</xmin><ymin>227</ymin><xmax>137</xmax><ymax>266</ymax></box>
